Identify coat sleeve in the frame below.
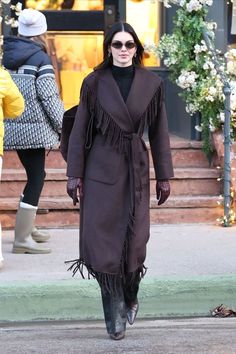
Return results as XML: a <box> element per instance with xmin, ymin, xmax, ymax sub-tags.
<box><xmin>66</xmin><ymin>79</ymin><xmax>91</xmax><ymax>178</ymax></box>
<box><xmin>2</xmin><ymin>70</ymin><xmax>24</xmax><ymax>118</ymax></box>
<box><xmin>148</xmin><ymin>80</ymin><xmax>174</xmax><ymax>180</ymax></box>
<box><xmin>36</xmin><ymin>64</ymin><xmax>64</xmax><ymax>132</ymax></box>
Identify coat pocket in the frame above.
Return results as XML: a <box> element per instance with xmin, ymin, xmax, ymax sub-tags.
<box><xmin>86</xmin><ymin>145</ymin><xmax>121</xmax><ymax>185</ymax></box>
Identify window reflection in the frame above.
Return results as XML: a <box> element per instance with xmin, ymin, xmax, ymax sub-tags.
<box><xmin>126</xmin><ymin>0</ymin><xmax>160</xmax><ymax>66</ymax></box>
<box><xmin>26</xmin><ymin>0</ymin><xmax>103</xmax><ymax>11</ymax></box>
<box><xmin>47</xmin><ymin>32</ymin><xmax>103</xmax><ymax>109</ymax></box>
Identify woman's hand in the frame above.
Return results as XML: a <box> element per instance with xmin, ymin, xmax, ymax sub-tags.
<box><xmin>156</xmin><ymin>180</ymin><xmax>170</xmax><ymax>205</ymax></box>
<box><xmin>67</xmin><ymin>177</ymin><xmax>83</xmax><ymax>205</ymax></box>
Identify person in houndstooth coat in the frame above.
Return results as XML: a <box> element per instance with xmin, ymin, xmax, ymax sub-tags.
<box><xmin>3</xmin><ymin>9</ymin><xmax>64</xmax><ymax>254</ymax></box>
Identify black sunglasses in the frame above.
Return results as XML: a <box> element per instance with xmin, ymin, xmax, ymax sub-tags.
<box><xmin>111</xmin><ymin>41</ymin><xmax>136</xmax><ymax>50</ymax></box>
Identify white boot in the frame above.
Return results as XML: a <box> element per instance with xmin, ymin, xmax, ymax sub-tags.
<box><xmin>31</xmin><ymin>227</ymin><xmax>50</xmax><ymax>243</ymax></box>
<box><xmin>13</xmin><ymin>202</ymin><xmax>51</xmax><ymax>254</ymax></box>
<box><xmin>0</xmin><ymin>223</ymin><xmax>3</xmax><ymax>269</ymax></box>
<box><xmin>19</xmin><ymin>195</ymin><xmax>50</xmax><ymax>243</ymax></box>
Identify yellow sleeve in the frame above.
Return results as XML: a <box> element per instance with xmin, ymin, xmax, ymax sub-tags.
<box><xmin>2</xmin><ymin>70</ymin><xmax>25</xmax><ymax>118</ymax></box>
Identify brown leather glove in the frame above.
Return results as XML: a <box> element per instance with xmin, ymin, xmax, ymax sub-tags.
<box><xmin>156</xmin><ymin>179</ymin><xmax>170</xmax><ymax>206</ymax></box>
<box><xmin>67</xmin><ymin>177</ymin><xmax>83</xmax><ymax>205</ymax></box>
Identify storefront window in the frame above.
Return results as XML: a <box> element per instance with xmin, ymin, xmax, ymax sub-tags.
<box><xmin>26</xmin><ymin>0</ymin><xmax>103</xmax><ymax>11</ymax></box>
<box><xmin>47</xmin><ymin>32</ymin><xmax>103</xmax><ymax>108</ymax></box>
<box><xmin>30</xmin><ymin>0</ymin><xmax>161</xmax><ymax>108</ymax></box>
<box><xmin>126</xmin><ymin>0</ymin><xmax>161</xmax><ymax>66</ymax></box>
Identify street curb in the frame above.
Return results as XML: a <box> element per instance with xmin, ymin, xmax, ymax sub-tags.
<box><xmin>1</xmin><ymin>275</ymin><xmax>236</xmax><ymax>322</ymax></box>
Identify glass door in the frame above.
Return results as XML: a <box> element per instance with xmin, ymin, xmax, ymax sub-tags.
<box><xmin>47</xmin><ymin>31</ymin><xmax>103</xmax><ymax>108</ymax></box>
<box><xmin>126</xmin><ymin>0</ymin><xmax>161</xmax><ymax>67</ymax></box>
<box><xmin>21</xmin><ymin>0</ymin><xmax>119</xmax><ymax>108</ymax></box>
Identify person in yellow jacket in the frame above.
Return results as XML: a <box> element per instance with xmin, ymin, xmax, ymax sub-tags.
<box><xmin>0</xmin><ymin>68</ymin><xmax>25</xmax><ymax>269</ymax></box>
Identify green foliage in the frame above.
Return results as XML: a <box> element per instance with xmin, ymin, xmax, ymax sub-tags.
<box><xmin>146</xmin><ymin>0</ymin><xmax>227</xmax><ymax>156</ymax></box>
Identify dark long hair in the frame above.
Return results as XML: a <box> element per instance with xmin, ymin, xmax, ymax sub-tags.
<box><xmin>94</xmin><ymin>22</ymin><xmax>144</xmax><ymax>71</ymax></box>
<box><xmin>19</xmin><ymin>34</ymin><xmax>49</xmax><ymax>54</ymax></box>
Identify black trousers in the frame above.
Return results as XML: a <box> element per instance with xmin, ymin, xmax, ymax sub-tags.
<box><xmin>17</xmin><ymin>149</ymin><xmax>46</xmax><ymax>207</ymax></box>
<box><xmin>98</xmin><ymin>271</ymin><xmax>141</xmax><ymax>335</ymax></box>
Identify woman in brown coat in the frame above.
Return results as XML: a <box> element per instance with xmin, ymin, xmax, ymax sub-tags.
<box><xmin>65</xmin><ymin>22</ymin><xmax>174</xmax><ymax>340</ymax></box>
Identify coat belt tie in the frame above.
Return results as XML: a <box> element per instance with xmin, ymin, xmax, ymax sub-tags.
<box><xmin>124</xmin><ymin>133</ymin><xmax>145</xmax><ymax>224</ymax></box>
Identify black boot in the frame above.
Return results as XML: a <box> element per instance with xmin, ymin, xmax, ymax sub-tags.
<box><xmin>100</xmin><ymin>279</ymin><xmax>127</xmax><ymax>340</ymax></box>
<box><xmin>124</xmin><ymin>271</ymin><xmax>141</xmax><ymax>325</ymax></box>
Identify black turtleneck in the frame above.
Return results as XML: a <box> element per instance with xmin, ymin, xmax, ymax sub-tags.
<box><xmin>111</xmin><ymin>65</ymin><xmax>135</xmax><ymax>102</ymax></box>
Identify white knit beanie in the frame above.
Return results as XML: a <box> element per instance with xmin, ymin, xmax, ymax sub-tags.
<box><xmin>18</xmin><ymin>9</ymin><xmax>47</xmax><ymax>37</ymax></box>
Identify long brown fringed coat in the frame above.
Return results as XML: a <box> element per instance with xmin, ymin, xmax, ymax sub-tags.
<box><xmin>66</xmin><ymin>66</ymin><xmax>174</xmax><ymax>289</ymax></box>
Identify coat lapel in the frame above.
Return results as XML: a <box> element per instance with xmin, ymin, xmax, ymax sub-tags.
<box><xmin>97</xmin><ymin>67</ymin><xmax>160</xmax><ymax>133</ymax></box>
<box><xmin>97</xmin><ymin>68</ymin><xmax>134</xmax><ymax>132</ymax></box>
<box><xmin>126</xmin><ymin>67</ymin><xmax>160</xmax><ymax>125</ymax></box>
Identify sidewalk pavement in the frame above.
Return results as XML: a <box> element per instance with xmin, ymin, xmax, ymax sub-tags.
<box><xmin>2</xmin><ymin>318</ymin><xmax>236</xmax><ymax>354</ymax></box>
<box><xmin>1</xmin><ymin>224</ymin><xmax>236</xmax><ymax>322</ymax></box>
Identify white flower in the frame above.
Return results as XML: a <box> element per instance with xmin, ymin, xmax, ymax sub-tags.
<box><xmin>220</xmin><ymin>112</ymin><xmax>225</xmax><ymax>123</ymax></box>
<box><xmin>225</xmin><ymin>48</ymin><xmax>236</xmax><ymax>61</ymax></box>
<box><xmin>186</xmin><ymin>103</ymin><xmax>198</xmax><ymax>114</ymax></box>
<box><xmin>200</xmin><ymin>40</ymin><xmax>208</xmax><ymax>51</ymax></box>
<box><xmin>170</xmin><ymin>58</ymin><xmax>178</xmax><ymax>65</ymax></box>
<box><xmin>163</xmin><ymin>0</ymin><xmax>171</xmax><ymax>7</ymax></box>
<box><xmin>186</xmin><ymin>0</ymin><xmax>202</xmax><ymax>12</ymax></box>
<box><xmin>219</xmin><ymin>65</ymin><xmax>225</xmax><ymax>72</ymax></box>
<box><xmin>209</xmin><ymin>87</ymin><xmax>217</xmax><ymax>96</ymax></box>
<box><xmin>208</xmin><ymin>118</ymin><xmax>216</xmax><ymax>132</ymax></box>
<box><xmin>209</xmin><ymin>61</ymin><xmax>215</xmax><ymax>69</ymax></box>
<box><xmin>15</xmin><ymin>2</ymin><xmax>22</xmax><ymax>12</ymax></box>
<box><xmin>177</xmin><ymin>75</ymin><xmax>187</xmax><ymax>88</ymax></box>
<box><xmin>206</xmin><ymin>22</ymin><xmax>217</xmax><ymax>31</ymax></box>
<box><xmin>186</xmin><ymin>106</ymin><xmax>191</xmax><ymax>114</ymax></box>
<box><xmin>230</xmin><ymin>80</ymin><xmax>236</xmax><ymax>93</ymax></box>
<box><xmin>176</xmin><ymin>70</ymin><xmax>198</xmax><ymax>89</ymax></box>
<box><xmin>231</xmin><ymin>89</ymin><xmax>236</xmax><ymax>110</ymax></box>
<box><xmin>188</xmin><ymin>74</ymin><xmax>197</xmax><ymax>85</ymax></box>
<box><xmin>209</xmin><ymin>124</ymin><xmax>216</xmax><ymax>132</ymax></box>
<box><xmin>4</xmin><ymin>18</ymin><xmax>14</xmax><ymax>25</ymax></box>
<box><xmin>11</xmin><ymin>19</ymin><xmax>18</xmax><ymax>28</ymax></box>
<box><xmin>180</xmin><ymin>0</ymin><xmax>186</xmax><ymax>6</ymax></box>
<box><xmin>199</xmin><ymin>0</ymin><xmax>213</xmax><ymax>5</ymax></box>
<box><xmin>210</xmin><ymin>69</ymin><xmax>217</xmax><ymax>76</ymax></box>
<box><xmin>195</xmin><ymin>125</ymin><xmax>203</xmax><ymax>132</ymax></box>
<box><xmin>11</xmin><ymin>2</ymin><xmax>22</xmax><ymax>16</ymax></box>
<box><xmin>164</xmin><ymin>58</ymin><xmax>170</xmax><ymax>67</ymax></box>
<box><xmin>194</xmin><ymin>44</ymin><xmax>201</xmax><ymax>54</ymax></box>
<box><xmin>162</xmin><ymin>0</ymin><xmax>181</xmax><ymax>8</ymax></box>
<box><xmin>194</xmin><ymin>42</ymin><xmax>207</xmax><ymax>55</ymax></box>
<box><xmin>203</xmin><ymin>59</ymin><xmax>215</xmax><ymax>71</ymax></box>
<box><xmin>227</xmin><ymin>61</ymin><xmax>236</xmax><ymax>76</ymax></box>
<box><xmin>218</xmin><ymin>78</ymin><xmax>225</xmax><ymax>89</ymax></box>
<box><xmin>205</xmin><ymin>95</ymin><xmax>215</xmax><ymax>102</ymax></box>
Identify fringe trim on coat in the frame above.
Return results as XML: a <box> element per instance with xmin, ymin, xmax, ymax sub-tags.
<box><xmin>138</xmin><ymin>86</ymin><xmax>161</xmax><ymax>136</ymax></box>
<box><xmin>81</xmin><ymin>79</ymin><xmax>162</xmax><ymax>154</ymax></box>
<box><xmin>65</xmin><ymin>258</ymin><xmax>147</xmax><ymax>295</ymax></box>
